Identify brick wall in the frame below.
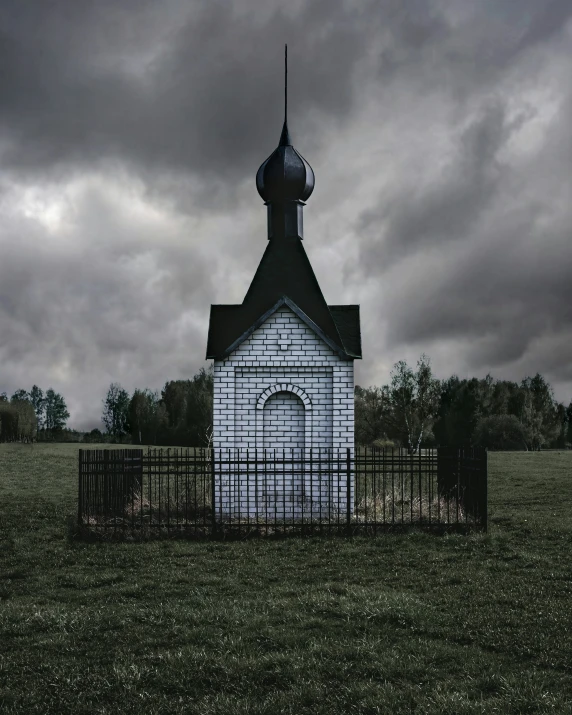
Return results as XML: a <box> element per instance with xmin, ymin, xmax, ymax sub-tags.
<box><xmin>213</xmin><ymin>305</ymin><xmax>354</xmax><ymax>452</ymax></box>
<box><xmin>212</xmin><ymin>305</ymin><xmax>355</xmax><ymax>517</ymax></box>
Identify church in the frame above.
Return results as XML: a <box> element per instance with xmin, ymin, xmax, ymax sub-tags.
<box><xmin>206</xmin><ymin>54</ymin><xmax>361</xmax><ymax>518</ymax></box>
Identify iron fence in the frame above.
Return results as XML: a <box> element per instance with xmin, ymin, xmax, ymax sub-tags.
<box><xmin>77</xmin><ymin>446</ymin><xmax>487</xmax><ymax>538</ymax></box>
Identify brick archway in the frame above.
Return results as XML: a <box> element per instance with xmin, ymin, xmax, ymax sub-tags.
<box><xmin>256</xmin><ymin>383</ymin><xmax>312</xmax><ymax>412</ymax></box>
<box><xmin>255</xmin><ymin>383</ymin><xmax>312</xmax><ymax>448</ymax></box>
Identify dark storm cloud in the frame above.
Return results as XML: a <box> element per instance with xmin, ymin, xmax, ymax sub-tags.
<box><xmin>358</xmin><ymin>100</ymin><xmax>509</xmax><ymax>266</ymax></box>
<box><xmin>0</xmin><ymin>0</ymin><xmax>376</xmax><ymax>196</ymax></box>
<box><xmin>2</xmin><ymin>0</ymin><xmax>563</xmax><ymax>192</ymax></box>
<box><xmin>345</xmin><ymin>0</ymin><xmax>571</xmax><ymax>398</ymax></box>
<box><xmin>373</xmin><ymin>0</ymin><xmax>572</xmax><ymax>108</ymax></box>
<box><xmin>1</xmin><ymin>0</ymin><xmax>568</xmax><ymax>187</ymax></box>
<box><xmin>377</xmin><ymin>80</ymin><xmax>572</xmax><ymax>381</ymax></box>
<box><xmin>514</xmin><ymin>0</ymin><xmax>572</xmax><ymax>50</ymax></box>
<box><xmin>0</xmin><ymin>176</ymin><xmax>214</xmax><ymax>429</ymax></box>
<box><xmin>0</xmin><ymin>0</ymin><xmax>571</xmax><ymax>429</ymax></box>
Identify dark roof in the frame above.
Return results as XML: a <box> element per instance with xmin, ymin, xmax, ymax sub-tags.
<box><xmin>206</xmin><ymin>296</ymin><xmax>362</xmax><ymax>360</ymax></box>
<box><xmin>207</xmin><ymin>233</ymin><xmax>363</xmax><ymax>360</ymax></box>
<box><xmin>329</xmin><ymin>306</ymin><xmax>362</xmax><ymax>358</ymax></box>
<box><xmin>242</xmin><ymin>236</ymin><xmax>343</xmax><ymax>345</ymax></box>
<box><xmin>256</xmin><ymin>120</ymin><xmax>315</xmax><ymax>203</ymax></box>
<box><xmin>206</xmin><ymin>305</ymin><xmax>245</xmax><ymax>359</ymax></box>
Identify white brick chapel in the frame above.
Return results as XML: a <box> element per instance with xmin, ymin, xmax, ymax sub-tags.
<box><xmin>206</xmin><ymin>58</ymin><xmax>361</xmax><ymax>518</ymax></box>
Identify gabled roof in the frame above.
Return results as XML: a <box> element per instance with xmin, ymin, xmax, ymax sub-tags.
<box><xmin>242</xmin><ymin>236</ymin><xmax>343</xmax><ymax>348</ymax></box>
<box><xmin>206</xmin><ymin>296</ymin><xmax>361</xmax><ymax>360</ymax></box>
<box><xmin>206</xmin><ymin>235</ymin><xmax>361</xmax><ymax>361</ymax></box>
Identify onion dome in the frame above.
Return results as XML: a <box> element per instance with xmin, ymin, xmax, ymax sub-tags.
<box><xmin>256</xmin><ymin>120</ymin><xmax>315</xmax><ymax>203</ymax></box>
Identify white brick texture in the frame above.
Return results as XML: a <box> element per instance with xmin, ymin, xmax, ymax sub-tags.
<box><xmin>213</xmin><ymin>305</ymin><xmax>355</xmax><ymax>452</ymax></box>
<box><xmin>212</xmin><ymin>305</ymin><xmax>355</xmax><ymax>517</ymax></box>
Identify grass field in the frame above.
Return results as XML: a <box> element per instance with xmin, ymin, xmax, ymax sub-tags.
<box><xmin>0</xmin><ymin>443</ymin><xmax>571</xmax><ymax>714</ymax></box>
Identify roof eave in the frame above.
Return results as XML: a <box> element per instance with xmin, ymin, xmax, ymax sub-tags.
<box><xmin>213</xmin><ymin>295</ymin><xmax>351</xmax><ymax>360</ymax></box>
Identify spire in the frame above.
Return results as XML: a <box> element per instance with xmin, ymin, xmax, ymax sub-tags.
<box><xmin>255</xmin><ymin>45</ymin><xmax>315</xmax><ymax>240</ymax></box>
<box><xmin>279</xmin><ymin>44</ymin><xmax>291</xmax><ymax>146</ymax></box>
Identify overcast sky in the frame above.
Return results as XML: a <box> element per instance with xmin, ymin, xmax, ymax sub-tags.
<box><xmin>1</xmin><ymin>0</ymin><xmax>571</xmax><ymax>430</ymax></box>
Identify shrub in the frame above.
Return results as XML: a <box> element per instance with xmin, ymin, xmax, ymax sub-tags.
<box><xmin>473</xmin><ymin>414</ymin><xmax>528</xmax><ymax>450</ymax></box>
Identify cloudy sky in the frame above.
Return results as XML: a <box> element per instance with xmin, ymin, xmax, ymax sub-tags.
<box><xmin>1</xmin><ymin>0</ymin><xmax>571</xmax><ymax>430</ymax></box>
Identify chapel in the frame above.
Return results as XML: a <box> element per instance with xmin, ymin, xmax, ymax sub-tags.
<box><xmin>205</xmin><ymin>51</ymin><xmax>361</xmax><ymax>516</ymax></box>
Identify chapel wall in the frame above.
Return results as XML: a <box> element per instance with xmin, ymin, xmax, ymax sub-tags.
<box><xmin>212</xmin><ymin>306</ymin><xmax>354</xmax><ymax>453</ymax></box>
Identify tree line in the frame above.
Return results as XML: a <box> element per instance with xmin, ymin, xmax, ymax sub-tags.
<box><xmin>0</xmin><ymin>386</ymin><xmax>70</xmax><ymax>442</ymax></box>
<box><xmin>97</xmin><ymin>366</ymin><xmax>214</xmax><ymax>447</ymax></box>
<box><xmin>2</xmin><ymin>357</ymin><xmax>571</xmax><ymax>450</ymax></box>
<box><xmin>355</xmin><ymin>355</ymin><xmax>572</xmax><ymax>451</ymax></box>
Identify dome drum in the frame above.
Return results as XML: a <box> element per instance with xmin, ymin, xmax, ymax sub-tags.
<box><xmin>267</xmin><ymin>200</ymin><xmax>304</xmax><ymax>240</ymax></box>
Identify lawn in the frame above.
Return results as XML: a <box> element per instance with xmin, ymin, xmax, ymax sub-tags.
<box><xmin>0</xmin><ymin>443</ymin><xmax>571</xmax><ymax>714</ymax></box>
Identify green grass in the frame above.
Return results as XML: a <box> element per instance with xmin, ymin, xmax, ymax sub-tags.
<box><xmin>0</xmin><ymin>443</ymin><xmax>571</xmax><ymax>714</ymax></box>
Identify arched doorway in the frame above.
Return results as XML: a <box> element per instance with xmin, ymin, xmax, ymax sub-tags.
<box><xmin>263</xmin><ymin>391</ymin><xmax>305</xmax><ymax>450</ymax></box>
<box><xmin>262</xmin><ymin>391</ymin><xmax>305</xmax><ymax>517</ymax></box>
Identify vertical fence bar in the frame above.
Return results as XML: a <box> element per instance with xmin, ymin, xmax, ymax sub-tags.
<box><xmin>456</xmin><ymin>448</ymin><xmax>460</xmax><ymax>525</ymax></box>
<box><xmin>273</xmin><ymin>449</ymin><xmax>277</xmax><ymax>534</ymax></box>
<box><xmin>427</xmin><ymin>449</ymin><xmax>432</xmax><ymax>528</ymax></box>
<box><xmin>211</xmin><ymin>448</ymin><xmax>216</xmax><ymax>538</ymax></box>
<box><xmin>346</xmin><ymin>448</ymin><xmax>351</xmax><ymax>533</ymax></box>
<box><xmin>255</xmin><ymin>448</ymin><xmax>259</xmax><ymax>531</ymax></box>
<box><xmin>372</xmin><ymin>447</ymin><xmax>377</xmax><ymax>533</ymax></box>
<box><xmin>261</xmin><ymin>448</ymin><xmax>266</xmax><ymax>537</ymax></box>
<box><xmin>401</xmin><ymin>450</ymin><xmax>405</xmax><ymax>526</ymax></box>
<box><xmin>78</xmin><ymin>449</ymin><xmax>83</xmax><ymax>527</ymax></box>
<box><xmin>482</xmin><ymin>448</ymin><xmax>488</xmax><ymax>532</ymax></box>
<box><xmin>410</xmin><ymin>451</ymin><xmax>414</xmax><ymax>524</ymax></box>
<box><xmin>130</xmin><ymin>450</ymin><xmax>135</xmax><ymax>532</ymax></box>
<box><xmin>190</xmin><ymin>449</ymin><xmax>194</xmax><ymax>534</ymax></box>
<box><xmin>418</xmin><ymin>448</ymin><xmax>422</xmax><ymax>524</ymax></box>
<box><xmin>370</xmin><ymin>447</ymin><xmax>374</xmax><ymax>530</ymax></box>
<box><xmin>141</xmin><ymin>450</ymin><xmax>145</xmax><ymax>533</ymax></box>
<box><xmin>381</xmin><ymin>449</ymin><xmax>385</xmax><ymax>528</ymax></box>
<box><xmin>246</xmin><ymin>448</ymin><xmax>250</xmax><ymax>533</ymax></box>
<box><xmin>281</xmin><ymin>447</ymin><xmax>284</xmax><ymax>529</ymax></box>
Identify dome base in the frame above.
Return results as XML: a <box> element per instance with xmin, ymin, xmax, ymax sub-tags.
<box><xmin>267</xmin><ymin>201</ymin><xmax>305</xmax><ymax>240</ymax></box>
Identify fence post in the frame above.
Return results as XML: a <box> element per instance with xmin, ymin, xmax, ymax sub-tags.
<box><xmin>211</xmin><ymin>448</ymin><xmax>217</xmax><ymax>538</ymax></box>
<box><xmin>78</xmin><ymin>449</ymin><xmax>83</xmax><ymax>527</ymax></box>
<box><xmin>346</xmin><ymin>448</ymin><xmax>351</xmax><ymax>533</ymax></box>
<box><xmin>482</xmin><ymin>448</ymin><xmax>488</xmax><ymax>532</ymax></box>
<box><xmin>103</xmin><ymin>449</ymin><xmax>109</xmax><ymax>520</ymax></box>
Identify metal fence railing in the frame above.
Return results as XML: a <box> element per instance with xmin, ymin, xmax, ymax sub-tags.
<box><xmin>78</xmin><ymin>446</ymin><xmax>487</xmax><ymax>538</ymax></box>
